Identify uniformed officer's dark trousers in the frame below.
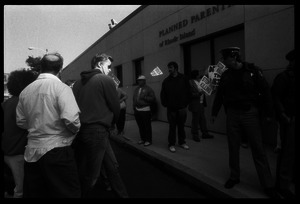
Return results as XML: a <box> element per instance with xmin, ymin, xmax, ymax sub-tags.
<box><xmin>226</xmin><ymin>106</ymin><xmax>274</xmax><ymax>188</ymax></box>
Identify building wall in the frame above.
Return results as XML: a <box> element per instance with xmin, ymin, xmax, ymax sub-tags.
<box><xmin>61</xmin><ymin>5</ymin><xmax>294</xmax><ymax>145</ymax></box>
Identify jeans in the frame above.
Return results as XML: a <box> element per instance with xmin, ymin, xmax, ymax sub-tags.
<box><xmin>167</xmin><ymin>108</ymin><xmax>187</xmax><ymax>147</ymax></box>
<box><xmin>4</xmin><ymin>155</ymin><xmax>24</xmax><ymax>198</ymax></box>
<box><xmin>23</xmin><ymin>146</ymin><xmax>81</xmax><ymax>198</ymax></box>
<box><xmin>226</xmin><ymin>106</ymin><xmax>274</xmax><ymax>188</ymax></box>
<box><xmin>73</xmin><ymin>125</ymin><xmax>128</xmax><ymax>197</ymax></box>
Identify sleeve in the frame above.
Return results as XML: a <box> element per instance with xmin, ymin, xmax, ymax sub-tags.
<box><xmin>119</xmin><ymin>88</ymin><xmax>128</xmax><ymax>103</ymax></box>
<box><xmin>271</xmin><ymin>74</ymin><xmax>286</xmax><ymax>116</ymax></box>
<box><xmin>104</xmin><ymin>78</ymin><xmax>120</xmax><ymax>124</ymax></box>
<box><xmin>256</xmin><ymin>69</ymin><xmax>274</xmax><ymax>117</ymax></box>
<box><xmin>58</xmin><ymin>86</ymin><xmax>81</xmax><ymax>134</ymax></box>
<box><xmin>160</xmin><ymin>80</ymin><xmax>167</xmax><ymax>107</ymax></box>
<box><xmin>16</xmin><ymin>98</ymin><xmax>28</xmax><ymax>130</ymax></box>
<box><xmin>211</xmin><ymin>85</ymin><xmax>223</xmax><ymax>117</ymax></box>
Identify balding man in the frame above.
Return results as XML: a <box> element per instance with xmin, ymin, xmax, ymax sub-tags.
<box><xmin>16</xmin><ymin>52</ymin><xmax>81</xmax><ymax>198</ymax></box>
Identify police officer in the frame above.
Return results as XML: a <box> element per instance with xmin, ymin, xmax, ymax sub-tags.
<box><xmin>211</xmin><ymin>47</ymin><xmax>280</xmax><ymax>198</ymax></box>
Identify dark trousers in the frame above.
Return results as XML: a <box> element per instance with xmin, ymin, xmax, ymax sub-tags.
<box><xmin>167</xmin><ymin>108</ymin><xmax>187</xmax><ymax>147</ymax></box>
<box><xmin>226</xmin><ymin>106</ymin><xmax>274</xmax><ymax>188</ymax></box>
<box><xmin>23</xmin><ymin>146</ymin><xmax>81</xmax><ymax>198</ymax></box>
<box><xmin>276</xmin><ymin>117</ymin><xmax>295</xmax><ymax>190</ymax></box>
<box><xmin>72</xmin><ymin>125</ymin><xmax>128</xmax><ymax>197</ymax></box>
<box><xmin>116</xmin><ymin>108</ymin><xmax>126</xmax><ymax>133</ymax></box>
<box><xmin>191</xmin><ymin>104</ymin><xmax>209</xmax><ymax>136</ymax></box>
<box><xmin>134</xmin><ymin>110</ymin><xmax>152</xmax><ymax>143</ymax></box>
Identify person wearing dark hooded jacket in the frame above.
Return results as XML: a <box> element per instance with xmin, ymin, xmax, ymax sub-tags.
<box><xmin>72</xmin><ymin>53</ymin><xmax>128</xmax><ymax>198</ymax></box>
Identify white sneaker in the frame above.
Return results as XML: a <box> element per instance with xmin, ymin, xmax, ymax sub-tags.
<box><xmin>180</xmin><ymin>143</ymin><xmax>189</xmax><ymax>150</ymax></box>
<box><xmin>169</xmin><ymin>146</ymin><xmax>176</xmax><ymax>153</ymax></box>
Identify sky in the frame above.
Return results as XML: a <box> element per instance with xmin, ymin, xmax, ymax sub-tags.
<box><xmin>4</xmin><ymin>5</ymin><xmax>141</xmax><ymax>74</ymax></box>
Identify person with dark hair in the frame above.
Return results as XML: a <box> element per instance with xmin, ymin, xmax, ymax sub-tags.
<box><xmin>16</xmin><ymin>53</ymin><xmax>81</xmax><ymax>198</ymax></box>
<box><xmin>188</xmin><ymin>70</ymin><xmax>213</xmax><ymax>142</ymax></box>
<box><xmin>211</xmin><ymin>47</ymin><xmax>280</xmax><ymax>198</ymax></box>
<box><xmin>160</xmin><ymin>61</ymin><xmax>191</xmax><ymax>153</ymax></box>
<box><xmin>133</xmin><ymin>75</ymin><xmax>156</xmax><ymax>146</ymax></box>
<box><xmin>72</xmin><ymin>53</ymin><xmax>128</xmax><ymax>198</ymax></box>
<box><xmin>2</xmin><ymin>68</ymin><xmax>38</xmax><ymax>198</ymax></box>
<box><xmin>272</xmin><ymin>49</ymin><xmax>295</xmax><ymax>199</ymax></box>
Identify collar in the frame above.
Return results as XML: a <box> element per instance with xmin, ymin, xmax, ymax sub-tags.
<box><xmin>37</xmin><ymin>73</ymin><xmax>61</xmax><ymax>82</ymax></box>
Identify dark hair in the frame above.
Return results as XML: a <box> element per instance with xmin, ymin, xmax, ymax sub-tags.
<box><xmin>40</xmin><ymin>52</ymin><xmax>64</xmax><ymax>74</ymax></box>
<box><xmin>91</xmin><ymin>53</ymin><xmax>113</xmax><ymax>69</ymax></box>
<box><xmin>190</xmin><ymin>70</ymin><xmax>200</xmax><ymax>79</ymax></box>
<box><xmin>167</xmin><ymin>61</ymin><xmax>178</xmax><ymax>70</ymax></box>
<box><xmin>7</xmin><ymin>68</ymin><xmax>38</xmax><ymax>96</ymax></box>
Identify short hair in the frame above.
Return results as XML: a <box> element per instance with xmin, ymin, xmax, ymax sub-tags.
<box><xmin>91</xmin><ymin>53</ymin><xmax>113</xmax><ymax>69</ymax></box>
<box><xmin>190</xmin><ymin>70</ymin><xmax>200</xmax><ymax>79</ymax></box>
<box><xmin>167</xmin><ymin>61</ymin><xmax>178</xmax><ymax>70</ymax></box>
<box><xmin>40</xmin><ymin>52</ymin><xmax>64</xmax><ymax>74</ymax></box>
<box><xmin>7</xmin><ymin>68</ymin><xmax>38</xmax><ymax>96</ymax></box>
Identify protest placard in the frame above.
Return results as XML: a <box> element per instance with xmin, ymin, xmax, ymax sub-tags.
<box><xmin>150</xmin><ymin>66</ymin><xmax>163</xmax><ymax>76</ymax></box>
<box><xmin>199</xmin><ymin>75</ymin><xmax>213</xmax><ymax>95</ymax></box>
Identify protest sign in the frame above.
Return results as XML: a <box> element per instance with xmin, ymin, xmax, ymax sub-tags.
<box><xmin>199</xmin><ymin>75</ymin><xmax>213</xmax><ymax>95</ymax></box>
<box><xmin>150</xmin><ymin>66</ymin><xmax>163</xmax><ymax>76</ymax></box>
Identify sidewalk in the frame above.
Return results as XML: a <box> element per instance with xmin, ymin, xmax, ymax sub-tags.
<box><xmin>110</xmin><ymin>114</ymin><xmax>288</xmax><ymax>198</ymax></box>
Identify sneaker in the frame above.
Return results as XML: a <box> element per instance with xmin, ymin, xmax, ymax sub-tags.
<box><xmin>138</xmin><ymin>140</ymin><xmax>145</xmax><ymax>144</ymax></box>
<box><xmin>144</xmin><ymin>141</ymin><xmax>152</xmax><ymax>146</ymax></box>
<box><xmin>169</xmin><ymin>146</ymin><xmax>176</xmax><ymax>153</ymax></box>
<box><xmin>202</xmin><ymin>134</ymin><xmax>214</xmax><ymax>139</ymax></box>
<box><xmin>180</xmin><ymin>143</ymin><xmax>189</xmax><ymax>150</ymax></box>
<box><xmin>264</xmin><ymin>188</ymin><xmax>281</xmax><ymax>199</ymax></box>
<box><xmin>224</xmin><ymin>178</ymin><xmax>240</xmax><ymax>189</ymax></box>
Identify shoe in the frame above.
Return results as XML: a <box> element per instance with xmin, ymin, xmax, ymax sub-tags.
<box><xmin>224</xmin><ymin>179</ymin><xmax>240</xmax><ymax>189</ymax></box>
<box><xmin>193</xmin><ymin>136</ymin><xmax>200</xmax><ymax>142</ymax></box>
<box><xmin>264</xmin><ymin>188</ymin><xmax>281</xmax><ymax>199</ymax></box>
<box><xmin>138</xmin><ymin>140</ymin><xmax>145</xmax><ymax>144</ymax></box>
<box><xmin>202</xmin><ymin>134</ymin><xmax>214</xmax><ymax>139</ymax></box>
<box><xmin>144</xmin><ymin>141</ymin><xmax>152</xmax><ymax>146</ymax></box>
<box><xmin>169</xmin><ymin>146</ymin><xmax>176</xmax><ymax>153</ymax></box>
<box><xmin>180</xmin><ymin>143</ymin><xmax>189</xmax><ymax>150</ymax></box>
<box><xmin>277</xmin><ymin>188</ymin><xmax>295</xmax><ymax>199</ymax></box>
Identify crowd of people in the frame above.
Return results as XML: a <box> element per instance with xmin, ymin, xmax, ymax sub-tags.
<box><xmin>2</xmin><ymin>47</ymin><xmax>294</xmax><ymax>199</ymax></box>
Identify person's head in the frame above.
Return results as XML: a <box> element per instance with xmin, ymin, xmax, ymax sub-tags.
<box><xmin>190</xmin><ymin>70</ymin><xmax>201</xmax><ymax>80</ymax></box>
<box><xmin>167</xmin><ymin>61</ymin><xmax>178</xmax><ymax>76</ymax></box>
<box><xmin>7</xmin><ymin>68</ymin><xmax>38</xmax><ymax>97</ymax></box>
<box><xmin>40</xmin><ymin>52</ymin><xmax>64</xmax><ymax>75</ymax></box>
<box><xmin>91</xmin><ymin>53</ymin><xmax>113</xmax><ymax>75</ymax></box>
<box><xmin>137</xmin><ymin>75</ymin><xmax>146</xmax><ymax>87</ymax></box>
<box><xmin>220</xmin><ymin>47</ymin><xmax>242</xmax><ymax>69</ymax></box>
<box><xmin>285</xmin><ymin>49</ymin><xmax>295</xmax><ymax>70</ymax></box>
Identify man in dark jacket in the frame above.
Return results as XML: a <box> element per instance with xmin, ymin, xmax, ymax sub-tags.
<box><xmin>133</xmin><ymin>75</ymin><xmax>156</xmax><ymax>146</ymax></box>
<box><xmin>272</xmin><ymin>49</ymin><xmax>295</xmax><ymax>199</ymax></box>
<box><xmin>211</xmin><ymin>47</ymin><xmax>279</xmax><ymax>198</ymax></box>
<box><xmin>188</xmin><ymin>70</ymin><xmax>214</xmax><ymax>142</ymax></box>
<box><xmin>160</xmin><ymin>61</ymin><xmax>191</xmax><ymax>153</ymax></box>
<box><xmin>72</xmin><ymin>53</ymin><xmax>128</xmax><ymax>198</ymax></box>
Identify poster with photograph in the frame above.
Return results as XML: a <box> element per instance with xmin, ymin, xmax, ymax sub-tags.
<box><xmin>207</xmin><ymin>61</ymin><xmax>227</xmax><ymax>89</ymax></box>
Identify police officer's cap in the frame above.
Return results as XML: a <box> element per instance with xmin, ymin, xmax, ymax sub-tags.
<box><xmin>285</xmin><ymin>49</ymin><xmax>295</xmax><ymax>61</ymax></box>
<box><xmin>220</xmin><ymin>47</ymin><xmax>240</xmax><ymax>59</ymax></box>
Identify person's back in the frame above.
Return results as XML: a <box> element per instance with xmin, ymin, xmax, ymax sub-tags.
<box><xmin>73</xmin><ymin>72</ymin><xmax>119</xmax><ymax>127</ymax></box>
<box><xmin>16</xmin><ymin>52</ymin><xmax>81</xmax><ymax>198</ymax></box>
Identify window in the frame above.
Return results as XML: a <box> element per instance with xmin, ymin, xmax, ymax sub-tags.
<box><xmin>114</xmin><ymin>65</ymin><xmax>123</xmax><ymax>87</ymax></box>
<box><xmin>133</xmin><ymin>57</ymin><xmax>144</xmax><ymax>85</ymax></box>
